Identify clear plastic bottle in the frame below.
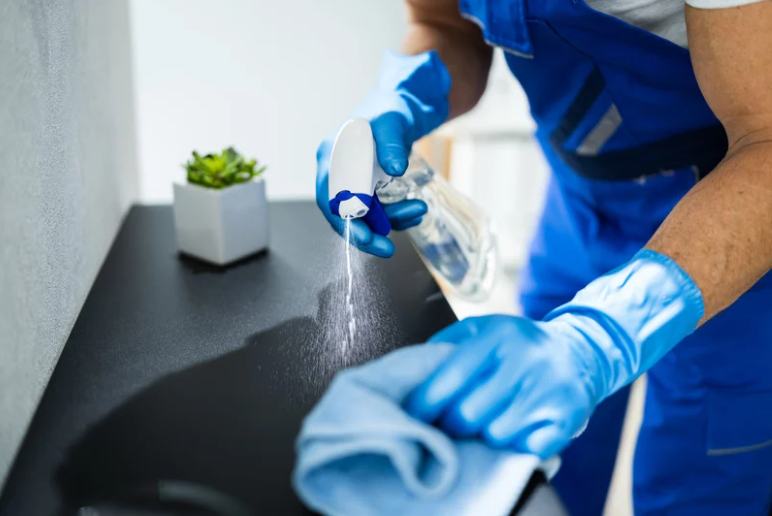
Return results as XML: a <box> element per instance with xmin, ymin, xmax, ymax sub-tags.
<box><xmin>377</xmin><ymin>155</ymin><xmax>497</xmax><ymax>301</ymax></box>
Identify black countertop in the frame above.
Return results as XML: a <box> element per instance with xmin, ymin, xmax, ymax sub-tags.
<box><xmin>0</xmin><ymin>202</ymin><xmax>559</xmax><ymax>516</ymax></box>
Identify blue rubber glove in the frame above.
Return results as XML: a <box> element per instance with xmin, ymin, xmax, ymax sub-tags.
<box><xmin>407</xmin><ymin>249</ymin><xmax>704</xmax><ymax>459</ymax></box>
<box><xmin>316</xmin><ymin>51</ymin><xmax>451</xmax><ymax>258</ymax></box>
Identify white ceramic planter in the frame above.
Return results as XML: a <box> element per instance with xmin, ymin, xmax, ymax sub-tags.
<box><xmin>173</xmin><ymin>178</ymin><xmax>269</xmax><ymax>265</ymax></box>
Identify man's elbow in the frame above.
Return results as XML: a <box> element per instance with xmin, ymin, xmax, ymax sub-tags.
<box><xmin>723</xmin><ymin>117</ymin><xmax>772</xmax><ymax>160</ymax></box>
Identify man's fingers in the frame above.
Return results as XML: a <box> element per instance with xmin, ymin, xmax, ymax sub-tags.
<box><xmin>427</xmin><ymin>318</ymin><xmax>481</xmax><ymax>345</ymax></box>
<box><xmin>392</xmin><ymin>216</ymin><xmax>423</xmax><ymax>232</ymax></box>
<box><xmin>406</xmin><ymin>329</ymin><xmax>498</xmax><ymax>422</ymax></box>
<box><xmin>437</xmin><ymin>360</ymin><xmax>527</xmax><ymax>438</ymax></box>
<box><xmin>484</xmin><ymin>397</ymin><xmax>586</xmax><ymax>459</ymax></box>
<box><xmin>358</xmin><ymin>233</ymin><xmax>395</xmax><ymax>258</ymax></box>
<box><xmin>383</xmin><ymin>200</ymin><xmax>428</xmax><ymax>225</ymax></box>
<box><xmin>371</xmin><ymin>112</ymin><xmax>410</xmax><ymax>176</ymax></box>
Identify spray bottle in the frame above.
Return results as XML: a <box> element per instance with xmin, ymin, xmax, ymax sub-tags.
<box><xmin>328</xmin><ymin>118</ymin><xmax>497</xmax><ymax>301</ymax></box>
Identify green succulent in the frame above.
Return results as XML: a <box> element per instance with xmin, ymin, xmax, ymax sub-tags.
<box><xmin>184</xmin><ymin>147</ymin><xmax>266</xmax><ymax>189</ymax></box>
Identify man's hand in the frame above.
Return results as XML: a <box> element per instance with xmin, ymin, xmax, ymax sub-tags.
<box><xmin>408</xmin><ymin>250</ymin><xmax>704</xmax><ymax>458</ymax></box>
<box><xmin>407</xmin><ymin>315</ymin><xmax>598</xmax><ymax>459</ymax></box>
<box><xmin>315</xmin><ymin>52</ymin><xmax>448</xmax><ymax>258</ymax></box>
<box><xmin>647</xmin><ymin>1</ymin><xmax>772</xmax><ymax>322</ymax></box>
<box><xmin>315</xmin><ymin>0</ymin><xmax>491</xmax><ymax>257</ymax></box>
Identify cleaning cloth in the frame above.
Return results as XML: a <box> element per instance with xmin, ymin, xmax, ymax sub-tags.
<box><xmin>293</xmin><ymin>344</ymin><xmax>559</xmax><ymax>516</ymax></box>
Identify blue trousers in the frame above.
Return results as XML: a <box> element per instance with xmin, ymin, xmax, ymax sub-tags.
<box><xmin>520</xmin><ymin>174</ymin><xmax>772</xmax><ymax>516</ymax></box>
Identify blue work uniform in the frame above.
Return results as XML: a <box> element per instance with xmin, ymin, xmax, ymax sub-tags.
<box><xmin>457</xmin><ymin>1</ymin><xmax>772</xmax><ymax>515</ymax></box>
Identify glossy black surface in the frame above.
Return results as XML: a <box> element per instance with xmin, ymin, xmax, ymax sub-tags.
<box><xmin>0</xmin><ymin>202</ymin><xmax>457</xmax><ymax>515</ymax></box>
<box><xmin>0</xmin><ymin>202</ymin><xmax>554</xmax><ymax>516</ymax></box>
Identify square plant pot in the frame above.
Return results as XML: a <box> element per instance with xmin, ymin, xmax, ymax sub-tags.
<box><xmin>173</xmin><ymin>178</ymin><xmax>269</xmax><ymax>266</ymax></box>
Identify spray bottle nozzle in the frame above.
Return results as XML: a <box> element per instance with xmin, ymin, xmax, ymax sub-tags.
<box><xmin>338</xmin><ymin>198</ymin><xmax>369</xmax><ymax>219</ymax></box>
<box><xmin>330</xmin><ymin>191</ymin><xmax>370</xmax><ymax>220</ymax></box>
<box><xmin>329</xmin><ymin>190</ymin><xmax>391</xmax><ymax>236</ymax></box>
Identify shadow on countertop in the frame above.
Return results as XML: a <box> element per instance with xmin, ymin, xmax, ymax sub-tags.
<box><xmin>52</xmin><ymin>276</ymin><xmax>429</xmax><ymax>516</ymax></box>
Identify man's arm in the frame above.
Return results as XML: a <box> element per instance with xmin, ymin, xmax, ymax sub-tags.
<box><xmin>402</xmin><ymin>0</ymin><xmax>493</xmax><ymax>118</ymax></box>
<box><xmin>646</xmin><ymin>1</ymin><xmax>772</xmax><ymax>323</ymax></box>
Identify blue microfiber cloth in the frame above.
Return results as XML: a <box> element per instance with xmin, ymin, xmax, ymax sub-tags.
<box><xmin>293</xmin><ymin>344</ymin><xmax>560</xmax><ymax>516</ymax></box>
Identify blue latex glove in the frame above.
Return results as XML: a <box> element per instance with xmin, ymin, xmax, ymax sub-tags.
<box><xmin>407</xmin><ymin>249</ymin><xmax>704</xmax><ymax>458</ymax></box>
<box><xmin>316</xmin><ymin>51</ymin><xmax>451</xmax><ymax>258</ymax></box>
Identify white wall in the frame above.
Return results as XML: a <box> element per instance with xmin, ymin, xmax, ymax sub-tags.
<box><xmin>0</xmin><ymin>0</ymin><xmax>138</xmax><ymax>486</ymax></box>
<box><xmin>130</xmin><ymin>0</ymin><xmax>408</xmax><ymax>203</ymax></box>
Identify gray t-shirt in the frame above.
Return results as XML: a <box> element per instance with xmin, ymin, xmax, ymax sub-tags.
<box><xmin>585</xmin><ymin>0</ymin><xmax>766</xmax><ymax>47</ymax></box>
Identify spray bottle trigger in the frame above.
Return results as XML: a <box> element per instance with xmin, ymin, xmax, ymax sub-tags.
<box><xmin>363</xmin><ymin>194</ymin><xmax>391</xmax><ymax>236</ymax></box>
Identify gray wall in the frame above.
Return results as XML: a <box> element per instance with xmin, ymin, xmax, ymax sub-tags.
<box><xmin>0</xmin><ymin>0</ymin><xmax>138</xmax><ymax>485</ymax></box>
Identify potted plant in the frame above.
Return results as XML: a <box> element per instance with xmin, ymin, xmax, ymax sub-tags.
<box><xmin>173</xmin><ymin>147</ymin><xmax>269</xmax><ymax>265</ymax></box>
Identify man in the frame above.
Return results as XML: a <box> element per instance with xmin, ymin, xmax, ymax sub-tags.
<box><xmin>315</xmin><ymin>1</ymin><xmax>772</xmax><ymax>514</ymax></box>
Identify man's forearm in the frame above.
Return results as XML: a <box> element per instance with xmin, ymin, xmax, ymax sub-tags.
<box><xmin>403</xmin><ymin>1</ymin><xmax>492</xmax><ymax>119</ymax></box>
<box><xmin>646</xmin><ymin>3</ymin><xmax>772</xmax><ymax>325</ymax></box>
<box><xmin>647</xmin><ymin>135</ymin><xmax>772</xmax><ymax>323</ymax></box>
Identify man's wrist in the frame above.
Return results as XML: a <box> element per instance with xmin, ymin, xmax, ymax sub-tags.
<box><xmin>636</xmin><ymin>248</ymin><xmax>705</xmax><ymax>324</ymax></box>
<box><xmin>544</xmin><ymin>249</ymin><xmax>704</xmax><ymax>397</ymax></box>
<box><xmin>372</xmin><ymin>50</ymin><xmax>451</xmax><ymax>139</ymax></box>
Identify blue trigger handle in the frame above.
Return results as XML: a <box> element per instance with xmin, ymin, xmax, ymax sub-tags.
<box><xmin>363</xmin><ymin>194</ymin><xmax>391</xmax><ymax>236</ymax></box>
